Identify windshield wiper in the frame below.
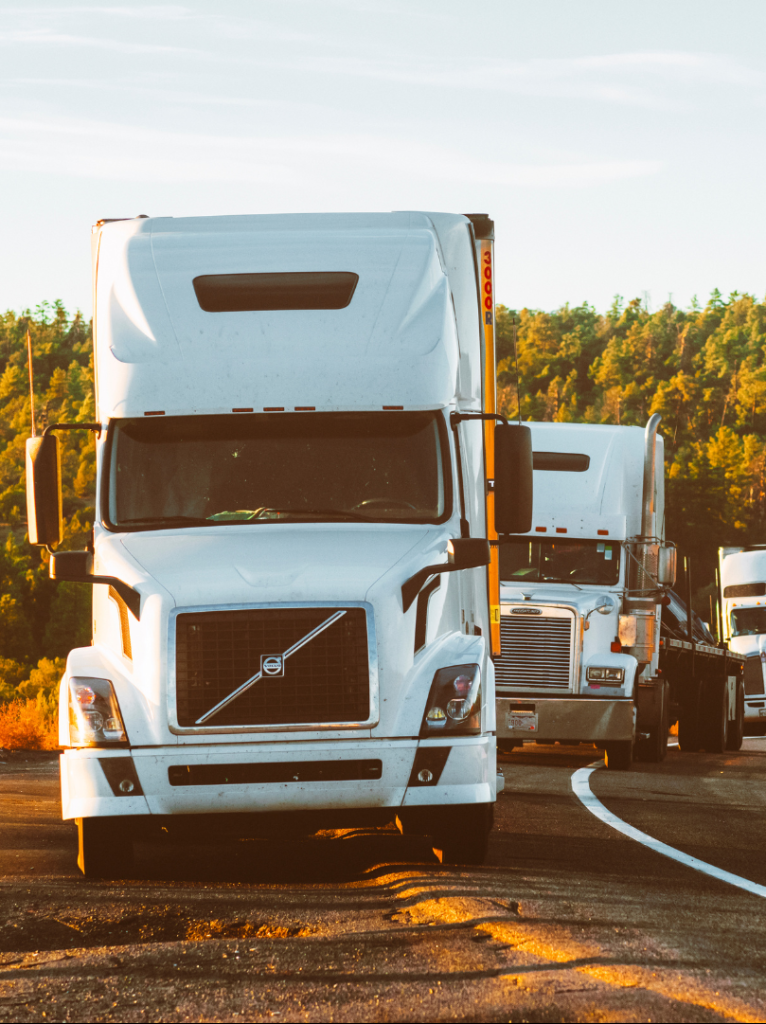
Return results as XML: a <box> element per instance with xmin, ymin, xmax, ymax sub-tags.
<box><xmin>121</xmin><ymin>515</ymin><xmax>212</xmax><ymax>526</ymax></box>
<box><xmin>249</xmin><ymin>507</ymin><xmax>378</xmax><ymax>522</ymax></box>
<box><xmin>540</xmin><ymin>575</ymin><xmax>583</xmax><ymax>590</ymax></box>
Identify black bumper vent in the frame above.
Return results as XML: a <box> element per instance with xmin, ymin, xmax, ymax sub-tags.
<box><xmin>175</xmin><ymin>607</ymin><xmax>370</xmax><ymax>728</ymax></box>
<box><xmin>168</xmin><ymin>759</ymin><xmax>382</xmax><ymax>786</ymax></box>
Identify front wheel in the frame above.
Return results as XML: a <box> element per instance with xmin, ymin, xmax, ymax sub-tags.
<box><xmin>604</xmin><ymin>740</ymin><xmax>633</xmax><ymax>770</ymax></box>
<box><xmin>76</xmin><ymin>817</ymin><xmax>134</xmax><ymax>879</ymax></box>
<box><xmin>726</xmin><ymin>680</ymin><xmax>745</xmax><ymax>751</ymax></box>
<box><xmin>431</xmin><ymin>804</ymin><xmax>494</xmax><ymax>865</ymax></box>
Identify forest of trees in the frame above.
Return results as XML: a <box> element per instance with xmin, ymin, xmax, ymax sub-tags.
<box><xmin>0</xmin><ymin>291</ymin><xmax>765</xmax><ymax>708</ymax></box>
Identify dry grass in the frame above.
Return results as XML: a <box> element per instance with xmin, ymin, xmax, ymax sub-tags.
<box><xmin>0</xmin><ymin>692</ymin><xmax>58</xmax><ymax>749</ymax></box>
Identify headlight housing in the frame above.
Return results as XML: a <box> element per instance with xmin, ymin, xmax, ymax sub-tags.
<box><xmin>420</xmin><ymin>664</ymin><xmax>481</xmax><ymax>737</ymax></box>
<box><xmin>586</xmin><ymin>666</ymin><xmax>624</xmax><ymax>685</ymax></box>
<box><xmin>68</xmin><ymin>677</ymin><xmax>128</xmax><ymax>747</ymax></box>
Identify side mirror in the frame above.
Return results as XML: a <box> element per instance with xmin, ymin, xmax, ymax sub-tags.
<box><xmin>494</xmin><ymin>423</ymin><xmax>533</xmax><ymax>535</ymax></box>
<box><xmin>49</xmin><ymin>550</ymin><xmax>93</xmax><ymax>580</ymax></box>
<box><xmin>658</xmin><ymin>544</ymin><xmax>677</xmax><ymax>586</ymax></box>
<box><xmin>25</xmin><ymin>435</ymin><xmax>63</xmax><ymax>547</ymax></box>
<box><xmin>448</xmin><ymin>538</ymin><xmax>490</xmax><ymax>570</ymax></box>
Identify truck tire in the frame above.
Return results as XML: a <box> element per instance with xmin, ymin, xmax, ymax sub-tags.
<box><xmin>76</xmin><ymin>817</ymin><xmax>134</xmax><ymax>879</ymax></box>
<box><xmin>604</xmin><ymin>740</ymin><xmax>633</xmax><ymax>770</ymax></box>
<box><xmin>726</xmin><ymin>680</ymin><xmax>745</xmax><ymax>751</ymax></box>
<box><xmin>702</xmin><ymin>678</ymin><xmax>728</xmax><ymax>754</ymax></box>
<box><xmin>636</xmin><ymin>680</ymin><xmax>669</xmax><ymax>762</ymax></box>
<box><xmin>431</xmin><ymin>804</ymin><xmax>494</xmax><ymax>865</ymax></box>
<box><xmin>677</xmin><ymin>706</ymin><xmax>701</xmax><ymax>752</ymax></box>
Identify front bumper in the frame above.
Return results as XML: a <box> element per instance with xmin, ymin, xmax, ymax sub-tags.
<box><xmin>60</xmin><ymin>737</ymin><xmax>495</xmax><ymax>820</ymax></box>
<box><xmin>745</xmin><ymin>698</ymin><xmax>766</xmax><ymax>723</ymax></box>
<box><xmin>496</xmin><ymin>696</ymin><xmax>634</xmax><ymax>742</ymax></box>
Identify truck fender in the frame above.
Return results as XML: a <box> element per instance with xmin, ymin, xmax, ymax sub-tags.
<box><xmin>61</xmin><ymin>645</ymin><xmax>157</xmax><ymax>747</ymax></box>
<box><xmin>583</xmin><ymin>652</ymin><xmax>639</xmax><ymax>699</ymax></box>
<box><xmin>388</xmin><ymin>631</ymin><xmax>487</xmax><ymax>737</ymax></box>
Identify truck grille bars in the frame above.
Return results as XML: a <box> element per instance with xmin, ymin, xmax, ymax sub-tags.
<box><xmin>495</xmin><ymin>612</ymin><xmax>574</xmax><ymax>689</ymax></box>
<box><xmin>174</xmin><ymin>607</ymin><xmax>370</xmax><ymax>729</ymax></box>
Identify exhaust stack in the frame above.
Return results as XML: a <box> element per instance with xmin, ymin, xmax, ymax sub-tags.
<box><xmin>626</xmin><ymin>414</ymin><xmax>663</xmax><ymax>668</ymax></box>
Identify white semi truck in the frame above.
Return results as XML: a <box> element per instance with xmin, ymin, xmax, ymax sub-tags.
<box><xmin>25</xmin><ymin>211</ymin><xmax>533</xmax><ymax>876</ymax></box>
<box><xmin>719</xmin><ymin>546</ymin><xmax>766</xmax><ymax>735</ymax></box>
<box><xmin>494</xmin><ymin>417</ymin><xmax>745</xmax><ymax>768</ymax></box>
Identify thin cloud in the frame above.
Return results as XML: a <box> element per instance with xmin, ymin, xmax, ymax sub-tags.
<box><xmin>2</xmin><ymin>5</ymin><xmax>193</xmax><ymax>18</ymax></box>
<box><xmin>0</xmin><ymin>29</ymin><xmax>198</xmax><ymax>55</ymax></box>
<box><xmin>0</xmin><ymin>113</ymin><xmax>661</xmax><ymax>188</ymax></box>
<box><xmin>251</xmin><ymin>49</ymin><xmax>764</xmax><ymax>105</ymax></box>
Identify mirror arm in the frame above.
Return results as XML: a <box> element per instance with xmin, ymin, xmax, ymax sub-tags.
<box><xmin>51</xmin><ymin>562</ymin><xmax>141</xmax><ymax>619</ymax></box>
<box><xmin>450</xmin><ymin>412</ymin><xmax>509</xmax><ymax>427</ymax></box>
<box><xmin>43</xmin><ymin>422</ymin><xmax>101</xmax><ymax>438</ymax></box>
<box><xmin>402</xmin><ymin>564</ymin><xmax>457</xmax><ymax>612</ymax></box>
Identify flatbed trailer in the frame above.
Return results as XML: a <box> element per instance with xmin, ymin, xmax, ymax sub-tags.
<box><xmin>637</xmin><ymin>635</ymin><xmax>746</xmax><ymax>759</ymax></box>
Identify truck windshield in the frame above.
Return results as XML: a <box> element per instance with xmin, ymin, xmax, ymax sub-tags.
<box><xmin>499</xmin><ymin>538</ymin><xmax>620</xmax><ymax>586</ymax></box>
<box><xmin>106</xmin><ymin>411</ymin><xmax>449</xmax><ymax>529</ymax></box>
<box><xmin>730</xmin><ymin>606</ymin><xmax>766</xmax><ymax>637</ymax></box>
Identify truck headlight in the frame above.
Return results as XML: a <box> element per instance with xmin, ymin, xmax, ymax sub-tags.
<box><xmin>421</xmin><ymin>664</ymin><xmax>481</xmax><ymax>736</ymax></box>
<box><xmin>586</xmin><ymin>666</ymin><xmax>624</xmax><ymax>685</ymax></box>
<box><xmin>68</xmin><ymin>677</ymin><xmax>129</xmax><ymax>747</ymax></box>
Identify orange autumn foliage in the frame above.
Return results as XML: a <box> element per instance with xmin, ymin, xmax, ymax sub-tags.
<box><xmin>0</xmin><ymin>693</ymin><xmax>58</xmax><ymax>750</ymax></box>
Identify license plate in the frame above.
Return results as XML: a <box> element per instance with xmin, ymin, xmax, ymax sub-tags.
<box><xmin>759</xmin><ymin>709</ymin><xmax>766</xmax><ymax>718</ymax></box>
<box><xmin>507</xmin><ymin>712</ymin><xmax>538</xmax><ymax>732</ymax></box>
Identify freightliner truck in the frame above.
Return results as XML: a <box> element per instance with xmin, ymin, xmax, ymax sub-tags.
<box><xmin>25</xmin><ymin>211</ymin><xmax>533</xmax><ymax>876</ymax></box>
<box><xmin>494</xmin><ymin>416</ymin><xmax>745</xmax><ymax>768</ymax></box>
<box><xmin>719</xmin><ymin>546</ymin><xmax>766</xmax><ymax>735</ymax></box>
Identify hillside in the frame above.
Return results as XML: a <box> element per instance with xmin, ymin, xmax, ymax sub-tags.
<box><xmin>0</xmin><ymin>290</ymin><xmax>764</xmax><ymax>694</ymax></box>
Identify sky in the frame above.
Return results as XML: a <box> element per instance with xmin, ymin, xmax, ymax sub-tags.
<box><xmin>1</xmin><ymin>0</ymin><xmax>765</xmax><ymax>318</ymax></box>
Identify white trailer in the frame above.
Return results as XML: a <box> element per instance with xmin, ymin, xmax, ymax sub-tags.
<box><xmin>494</xmin><ymin>417</ymin><xmax>744</xmax><ymax>768</ymax></box>
<box><xmin>719</xmin><ymin>546</ymin><xmax>766</xmax><ymax>734</ymax></box>
<box><xmin>26</xmin><ymin>211</ymin><xmax>533</xmax><ymax>875</ymax></box>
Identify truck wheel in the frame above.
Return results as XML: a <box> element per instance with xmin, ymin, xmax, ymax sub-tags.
<box><xmin>604</xmin><ymin>740</ymin><xmax>633</xmax><ymax>770</ymax></box>
<box><xmin>76</xmin><ymin>817</ymin><xmax>134</xmax><ymax>879</ymax></box>
<box><xmin>432</xmin><ymin>804</ymin><xmax>494</xmax><ymax>866</ymax></box>
<box><xmin>702</xmin><ymin>678</ymin><xmax>728</xmax><ymax>754</ymax></box>
<box><xmin>677</xmin><ymin>707</ymin><xmax>701</xmax><ymax>752</ymax></box>
<box><xmin>636</xmin><ymin>681</ymin><xmax>669</xmax><ymax>763</ymax></box>
<box><xmin>726</xmin><ymin>680</ymin><xmax>745</xmax><ymax>751</ymax></box>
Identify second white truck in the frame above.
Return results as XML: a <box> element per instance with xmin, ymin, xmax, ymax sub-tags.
<box><xmin>494</xmin><ymin>416</ymin><xmax>745</xmax><ymax>767</ymax></box>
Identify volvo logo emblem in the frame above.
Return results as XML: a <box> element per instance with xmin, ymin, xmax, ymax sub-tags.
<box><xmin>261</xmin><ymin>654</ymin><xmax>284</xmax><ymax>676</ymax></box>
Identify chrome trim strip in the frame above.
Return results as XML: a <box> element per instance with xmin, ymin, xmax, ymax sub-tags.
<box><xmin>195</xmin><ymin>610</ymin><xmax>347</xmax><ymax>724</ymax></box>
<box><xmin>496</xmin><ymin>602</ymin><xmax>579</xmax><ymax>693</ymax></box>
<box><xmin>167</xmin><ymin>601</ymin><xmax>378</xmax><ymax>735</ymax></box>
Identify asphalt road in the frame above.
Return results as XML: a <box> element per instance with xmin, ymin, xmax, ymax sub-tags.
<box><xmin>2</xmin><ymin>741</ymin><xmax>766</xmax><ymax>1024</ymax></box>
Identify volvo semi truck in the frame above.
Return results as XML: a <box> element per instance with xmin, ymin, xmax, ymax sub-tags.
<box><xmin>494</xmin><ymin>416</ymin><xmax>744</xmax><ymax>768</ymax></box>
<box><xmin>719</xmin><ymin>546</ymin><xmax>766</xmax><ymax>734</ymax></box>
<box><xmin>25</xmin><ymin>211</ymin><xmax>533</xmax><ymax>876</ymax></box>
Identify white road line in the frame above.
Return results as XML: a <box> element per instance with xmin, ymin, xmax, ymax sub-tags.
<box><xmin>571</xmin><ymin>762</ymin><xmax>766</xmax><ymax>899</ymax></box>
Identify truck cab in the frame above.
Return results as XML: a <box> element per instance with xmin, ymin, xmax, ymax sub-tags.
<box><xmin>720</xmin><ymin>546</ymin><xmax>766</xmax><ymax>733</ymax></box>
<box><xmin>494</xmin><ymin>421</ymin><xmax>666</xmax><ymax>766</ymax></box>
<box><xmin>26</xmin><ymin>211</ymin><xmax>533</xmax><ymax>875</ymax></box>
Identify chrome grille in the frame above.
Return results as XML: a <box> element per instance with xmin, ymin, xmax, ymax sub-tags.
<box><xmin>175</xmin><ymin>607</ymin><xmax>370</xmax><ymax>728</ymax></box>
<box><xmin>744</xmin><ymin>655</ymin><xmax>764</xmax><ymax>695</ymax></box>
<box><xmin>495</xmin><ymin>612</ymin><xmax>573</xmax><ymax>689</ymax></box>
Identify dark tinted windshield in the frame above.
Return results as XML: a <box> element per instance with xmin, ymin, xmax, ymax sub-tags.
<box><xmin>731</xmin><ymin>606</ymin><xmax>766</xmax><ymax>637</ymax></box>
<box><xmin>499</xmin><ymin>538</ymin><xmax>620</xmax><ymax>586</ymax></box>
<box><xmin>106</xmin><ymin>411</ymin><xmax>449</xmax><ymax>530</ymax></box>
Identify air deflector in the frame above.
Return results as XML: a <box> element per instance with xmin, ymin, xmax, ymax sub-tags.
<box><xmin>193</xmin><ymin>272</ymin><xmax>359</xmax><ymax>312</ymax></box>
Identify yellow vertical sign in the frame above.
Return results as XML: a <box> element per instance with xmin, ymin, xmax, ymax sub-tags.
<box><xmin>480</xmin><ymin>238</ymin><xmax>502</xmax><ymax>657</ymax></box>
